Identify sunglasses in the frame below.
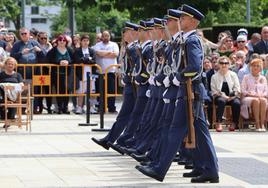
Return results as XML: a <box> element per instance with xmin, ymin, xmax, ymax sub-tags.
<box><xmin>219</xmin><ymin>62</ymin><xmax>229</xmax><ymax>65</ymax></box>
<box><xmin>40</xmin><ymin>37</ymin><xmax>47</xmax><ymax>40</ymax></box>
<box><xmin>58</xmin><ymin>39</ymin><xmax>66</xmax><ymax>42</ymax></box>
<box><xmin>237</xmin><ymin>41</ymin><xmax>245</xmax><ymax>43</ymax></box>
<box><xmin>20</xmin><ymin>32</ymin><xmax>28</xmax><ymax>35</ymax></box>
<box><xmin>252</xmin><ymin>64</ymin><xmax>261</xmax><ymax>67</ymax></box>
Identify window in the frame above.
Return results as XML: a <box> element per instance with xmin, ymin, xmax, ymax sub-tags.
<box><xmin>26</xmin><ymin>0</ymin><xmax>31</xmax><ymax>5</ymax></box>
<box><xmin>31</xmin><ymin>18</ymin><xmax>47</xmax><ymax>24</ymax></box>
<box><xmin>31</xmin><ymin>6</ymin><xmax>39</xmax><ymax>15</ymax></box>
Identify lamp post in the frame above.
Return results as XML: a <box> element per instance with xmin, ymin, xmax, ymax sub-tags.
<box><xmin>21</xmin><ymin>0</ymin><xmax>25</xmax><ymax>27</ymax></box>
<box><xmin>67</xmin><ymin>0</ymin><xmax>75</xmax><ymax>36</ymax></box>
<box><xmin>246</xmin><ymin>0</ymin><xmax>251</xmax><ymax>23</ymax></box>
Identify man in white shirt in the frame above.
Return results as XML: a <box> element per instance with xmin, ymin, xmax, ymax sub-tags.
<box><xmin>94</xmin><ymin>31</ymin><xmax>119</xmax><ymax>113</ymax></box>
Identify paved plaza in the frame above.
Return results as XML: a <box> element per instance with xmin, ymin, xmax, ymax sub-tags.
<box><xmin>0</xmin><ymin>111</ymin><xmax>267</xmax><ymax>188</ymax></box>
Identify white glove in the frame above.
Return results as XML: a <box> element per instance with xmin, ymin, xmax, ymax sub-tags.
<box><xmin>135</xmin><ymin>80</ymin><xmax>140</xmax><ymax>85</ymax></box>
<box><xmin>146</xmin><ymin>89</ymin><xmax>151</xmax><ymax>98</ymax></box>
<box><xmin>148</xmin><ymin>76</ymin><xmax>155</xmax><ymax>85</ymax></box>
<box><xmin>173</xmin><ymin>77</ymin><xmax>180</xmax><ymax>86</ymax></box>
<box><xmin>163</xmin><ymin>98</ymin><xmax>170</xmax><ymax>103</ymax></box>
<box><xmin>121</xmin><ymin>79</ymin><xmax>125</xmax><ymax>86</ymax></box>
<box><xmin>163</xmin><ymin>76</ymin><xmax>170</xmax><ymax>88</ymax></box>
<box><xmin>156</xmin><ymin>80</ymin><xmax>161</xmax><ymax>86</ymax></box>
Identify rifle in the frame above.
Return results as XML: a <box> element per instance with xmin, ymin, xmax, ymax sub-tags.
<box><xmin>119</xmin><ymin>32</ymin><xmax>127</xmax><ymax>75</ymax></box>
<box><xmin>181</xmin><ymin>41</ymin><xmax>196</xmax><ymax>149</ymax></box>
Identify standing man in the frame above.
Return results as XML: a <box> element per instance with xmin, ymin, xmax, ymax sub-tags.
<box><xmin>91</xmin><ymin>22</ymin><xmax>139</xmax><ymax>149</ymax></box>
<box><xmin>11</xmin><ymin>27</ymin><xmax>46</xmax><ymax>114</ymax></box>
<box><xmin>253</xmin><ymin>26</ymin><xmax>268</xmax><ymax>54</ymax></box>
<box><xmin>94</xmin><ymin>31</ymin><xmax>119</xmax><ymax>113</ymax></box>
<box><xmin>136</xmin><ymin>4</ymin><xmax>219</xmax><ymax>183</ymax></box>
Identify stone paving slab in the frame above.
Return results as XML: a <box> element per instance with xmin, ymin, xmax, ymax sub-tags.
<box><xmin>0</xmin><ymin>112</ymin><xmax>266</xmax><ymax>187</ymax></box>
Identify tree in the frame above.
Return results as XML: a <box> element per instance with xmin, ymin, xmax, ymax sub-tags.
<box><xmin>113</xmin><ymin>0</ymin><xmax>268</xmax><ymax>27</ymax></box>
<box><xmin>0</xmin><ymin>0</ymin><xmax>62</xmax><ymax>31</ymax></box>
<box><xmin>51</xmin><ymin>1</ymin><xmax>130</xmax><ymax>38</ymax></box>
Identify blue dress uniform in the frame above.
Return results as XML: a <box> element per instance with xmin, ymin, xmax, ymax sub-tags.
<box><xmin>129</xmin><ymin>18</ymin><xmax>169</xmax><ymax>155</ymax></box>
<box><xmin>144</xmin><ymin>10</ymin><xmax>182</xmax><ymax>164</ymax></box>
<box><xmin>91</xmin><ymin>22</ymin><xmax>139</xmax><ymax>149</ymax></box>
<box><xmin>123</xmin><ymin>20</ymin><xmax>159</xmax><ymax>149</ymax></box>
<box><xmin>136</xmin><ymin>5</ymin><xmax>219</xmax><ymax>183</ymax></box>
<box><xmin>115</xmin><ymin>20</ymin><xmax>153</xmax><ymax>148</ymax></box>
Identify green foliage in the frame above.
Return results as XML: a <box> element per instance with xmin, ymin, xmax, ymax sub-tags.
<box><xmin>51</xmin><ymin>1</ymin><xmax>130</xmax><ymax>37</ymax></box>
<box><xmin>114</xmin><ymin>0</ymin><xmax>268</xmax><ymax>28</ymax></box>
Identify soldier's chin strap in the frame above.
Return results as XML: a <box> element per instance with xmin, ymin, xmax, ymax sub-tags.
<box><xmin>164</xmin><ymin>22</ymin><xmax>172</xmax><ymax>42</ymax></box>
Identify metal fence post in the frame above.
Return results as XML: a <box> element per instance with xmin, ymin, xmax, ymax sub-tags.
<box><xmin>92</xmin><ymin>73</ymin><xmax>109</xmax><ymax>131</ymax></box>
<box><xmin>78</xmin><ymin>72</ymin><xmax>98</xmax><ymax>126</ymax></box>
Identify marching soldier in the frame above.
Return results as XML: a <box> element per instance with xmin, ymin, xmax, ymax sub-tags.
<box><xmin>132</xmin><ymin>9</ymin><xmax>183</xmax><ymax>165</ymax></box>
<box><xmin>121</xmin><ymin>19</ymin><xmax>163</xmax><ymax>152</ymax></box>
<box><xmin>91</xmin><ymin>22</ymin><xmax>139</xmax><ymax>149</ymax></box>
<box><xmin>108</xmin><ymin>20</ymin><xmax>153</xmax><ymax>153</ymax></box>
<box><xmin>124</xmin><ymin>18</ymin><xmax>169</xmax><ymax>157</ymax></box>
<box><xmin>136</xmin><ymin>4</ymin><xmax>219</xmax><ymax>183</ymax></box>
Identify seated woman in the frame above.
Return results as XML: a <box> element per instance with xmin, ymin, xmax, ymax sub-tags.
<box><xmin>241</xmin><ymin>58</ymin><xmax>268</xmax><ymax>132</ymax></box>
<box><xmin>211</xmin><ymin>56</ymin><xmax>241</xmax><ymax>132</ymax></box>
<box><xmin>0</xmin><ymin>57</ymin><xmax>24</xmax><ymax>128</ymax></box>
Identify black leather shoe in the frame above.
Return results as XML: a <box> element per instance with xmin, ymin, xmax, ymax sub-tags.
<box><xmin>173</xmin><ymin>156</ymin><xmax>181</xmax><ymax>162</ymax></box>
<box><xmin>177</xmin><ymin>158</ymin><xmax>187</xmax><ymax>165</ymax></box>
<box><xmin>91</xmin><ymin>137</ymin><xmax>109</xmax><ymax>150</ymax></box>
<box><xmin>191</xmin><ymin>174</ymin><xmax>219</xmax><ymax>183</ymax></box>
<box><xmin>140</xmin><ymin>161</ymin><xmax>151</xmax><ymax>166</ymax></box>
<box><xmin>107</xmin><ymin>142</ymin><xmax>125</xmax><ymax>155</ymax></box>
<box><xmin>124</xmin><ymin>148</ymin><xmax>139</xmax><ymax>156</ymax></box>
<box><xmin>130</xmin><ymin>153</ymin><xmax>149</xmax><ymax>162</ymax></box>
<box><xmin>184</xmin><ymin>162</ymin><xmax>194</xmax><ymax>169</ymax></box>
<box><xmin>136</xmin><ymin>165</ymin><xmax>164</xmax><ymax>182</ymax></box>
<box><xmin>62</xmin><ymin>110</ymin><xmax>70</xmax><ymax>114</ymax></box>
<box><xmin>183</xmin><ymin>169</ymin><xmax>202</xmax><ymax>178</ymax></box>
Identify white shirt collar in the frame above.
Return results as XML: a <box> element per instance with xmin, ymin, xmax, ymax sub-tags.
<box><xmin>182</xmin><ymin>30</ymin><xmax>196</xmax><ymax>40</ymax></box>
<box><xmin>141</xmin><ymin>40</ymin><xmax>151</xmax><ymax>49</ymax></box>
<box><xmin>172</xmin><ymin>31</ymin><xmax>181</xmax><ymax>41</ymax></box>
<box><xmin>127</xmin><ymin>41</ymin><xmax>134</xmax><ymax>48</ymax></box>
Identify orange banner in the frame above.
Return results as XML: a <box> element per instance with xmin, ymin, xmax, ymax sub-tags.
<box><xmin>32</xmin><ymin>75</ymin><xmax>51</xmax><ymax>86</ymax></box>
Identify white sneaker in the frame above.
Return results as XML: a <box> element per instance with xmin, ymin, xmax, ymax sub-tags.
<box><xmin>90</xmin><ymin>107</ymin><xmax>98</xmax><ymax>114</ymax></box>
<box><xmin>75</xmin><ymin>106</ymin><xmax>83</xmax><ymax>114</ymax></box>
<box><xmin>256</xmin><ymin>128</ymin><xmax>265</xmax><ymax>132</ymax></box>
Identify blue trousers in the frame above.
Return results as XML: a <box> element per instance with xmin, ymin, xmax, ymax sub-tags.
<box><xmin>152</xmin><ymin>99</ymin><xmax>219</xmax><ymax>178</ymax></box>
<box><xmin>128</xmin><ymin>96</ymin><xmax>158</xmax><ymax>147</ymax></box>
<box><xmin>147</xmin><ymin>99</ymin><xmax>176</xmax><ymax>165</ymax></box>
<box><xmin>116</xmin><ymin>96</ymin><xmax>148</xmax><ymax>147</ymax></box>
<box><xmin>135</xmin><ymin>98</ymin><xmax>164</xmax><ymax>153</ymax></box>
<box><xmin>103</xmin><ymin>90</ymin><xmax>136</xmax><ymax>143</ymax></box>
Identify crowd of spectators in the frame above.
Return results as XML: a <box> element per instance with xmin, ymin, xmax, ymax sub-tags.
<box><xmin>0</xmin><ymin>22</ymin><xmax>268</xmax><ymax>132</ymax></box>
<box><xmin>201</xmin><ymin>26</ymin><xmax>268</xmax><ymax>132</ymax></box>
<box><xmin>0</xmin><ymin>23</ymin><xmax>119</xmax><ymax>116</ymax></box>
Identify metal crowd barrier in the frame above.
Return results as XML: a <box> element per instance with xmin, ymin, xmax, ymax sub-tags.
<box><xmin>15</xmin><ymin>64</ymin><xmax>123</xmax><ymax>115</ymax></box>
<box><xmin>16</xmin><ymin>64</ymin><xmax>102</xmax><ymax>98</ymax></box>
<box><xmin>104</xmin><ymin>64</ymin><xmax>123</xmax><ymax>112</ymax></box>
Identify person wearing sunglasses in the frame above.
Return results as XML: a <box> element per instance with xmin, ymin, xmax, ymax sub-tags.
<box><xmin>46</xmin><ymin>34</ymin><xmax>74</xmax><ymax>114</ymax></box>
<box><xmin>211</xmin><ymin>56</ymin><xmax>241</xmax><ymax>132</ymax></box>
<box><xmin>10</xmin><ymin>27</ymin><xmax>46</xmax><ymax>114</ymax></box>
<box><xmin>34</xmin><ymin>32</ymin><xmax>53</xmax><ymax>114</ymax></box>
<box><xmin>234</xmin><ymin>35</ymin><xmax>248</xmax><ymax>55</ymax></box>
<box><xmin>241</xmin><ymin>58</ymin><xmax>268</xmax><ymax>132</ymax></box>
